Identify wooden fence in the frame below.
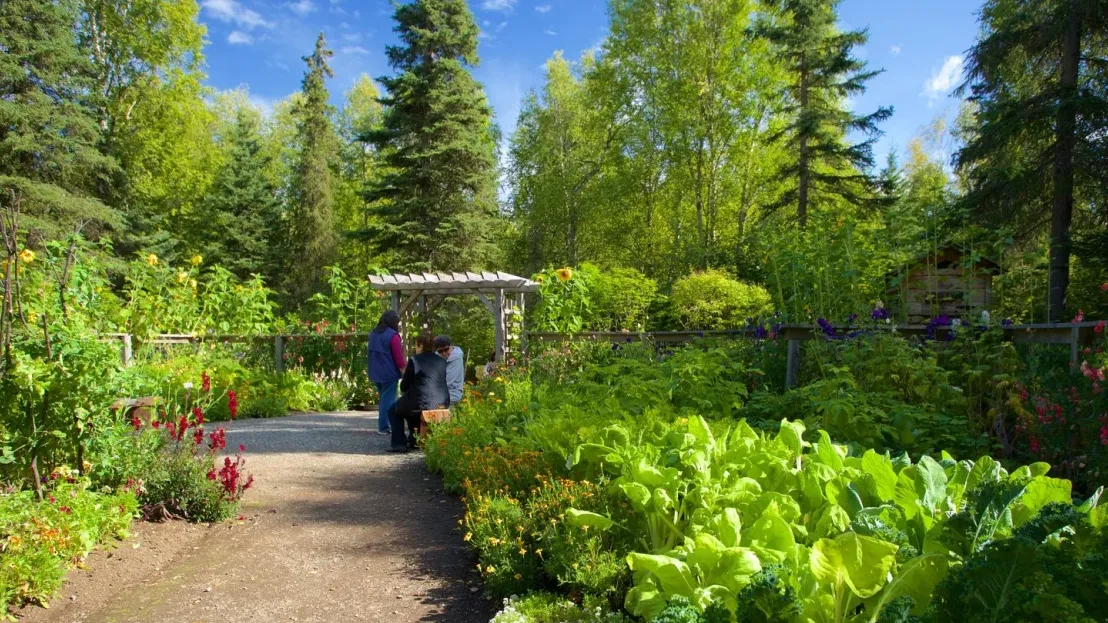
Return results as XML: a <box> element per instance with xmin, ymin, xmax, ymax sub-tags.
<box><xmin>529</xmin><ymin>322</ymin><xmax>1104</xmax><ymax>387</ymax></box>
<box><xmin>101</xmin><ymin>321</ymin><xmax>1102</xmax><ymax>388</ymax></box>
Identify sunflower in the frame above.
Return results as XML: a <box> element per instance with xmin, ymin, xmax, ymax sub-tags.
<box><xmin>555</xmin><ymin>267</ymin><xmax>573</xmax><ymax>282</ymax></box>
<box><xmin>17</xmin><ymin>249</ymin><xmax>34</xmax><ymax>264</ymax></box>
<box><xmin>145</xmin><ymin>253</ymin><xmax>158</xmax><ymax>267</ymax></box>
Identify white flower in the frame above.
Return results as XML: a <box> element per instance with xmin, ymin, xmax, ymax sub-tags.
<box><xmin>183</xmin><ymin>382</ymin><xmax>194</xmax><ymax>390</ymax></box>
<box><xmin>981</xmin><ymin>310</ymin><xmax>991</xmax><ymax>324</ymax></box>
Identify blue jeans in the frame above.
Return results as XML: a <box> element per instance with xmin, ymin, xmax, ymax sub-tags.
<box><xmin>376</xmin><ymin>381</ymin><xmax>398</xmax><ymax>432</ymax></box>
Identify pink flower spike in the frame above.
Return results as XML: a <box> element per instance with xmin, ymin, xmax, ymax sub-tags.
<box><xmin>239</xmin><ymin>444</ymin><xmax>246</xmax><ymax>453</ymax></box>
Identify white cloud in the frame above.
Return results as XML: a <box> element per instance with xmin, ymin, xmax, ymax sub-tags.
<box><xmin>535</xmin><ymin>3</ymin><xmax>552</xmax><ymax>13</ymax></box>
<box><xmin>201</xmin><ymin>0</ymin><xmax>271</xmax><ymax>29</ymax></box>
<box><xmin>923</xmin><ymin>55</ymin><xmax>964</xmax><ymax>103</ymax></box>
<box><xmin>890</xmin><ymin>45</ymin><xmax>902</xmax><ymax>56</ymax></box>
<box><xmin>481</xmin><ymin>0</ymin><xmax>516</xmax><ymax>12</ymax></box>
<box><xmin>288</xmin><ymin>0</ymin><xmax>315</xmax><ymax>15</ymax></box>
<box><xmin>497</xmin><ymin>21</ymin><xmax>508</xmax><ymax>31</ymax></box>
<box><xmin>544</xmin><ymin>29</ymin><xmax>557</xmax><ymax>36</ymax></box>
<box><xmin>227</xmin><ymin>30</ymin><xmax>254</xmax><ymax>45</ymax></box>
<box><xmin>341</xmin><ymin>32</ymin><xmax>362</xmax><ymax>42</ymax></box>
<box><xmin>342</xmin><ymin>45</ymin><xmax>369</xmax><ymax>55</ymax></box>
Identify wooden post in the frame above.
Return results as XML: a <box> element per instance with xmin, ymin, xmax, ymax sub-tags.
<box><xmin>419</xmin><ymin>294</ymin><xmax>427</xmax><ymax>333</ymax></box>
<box><xmin>121</xmin><ymin>334</ymin><xmax>133</xmax><ymax>367</ymax></box>
<box><xmin>494</xmin><ymin>288</ymin><xmax>506</xmax><ymax>363</ymax></box>
<box><xmin>518</xmin><ymin>292</ymin><xmax>527</xmax><ymax>357</ymax></box>
<box><xmin>274</xmin><ymin>335</ymin><xmax>285</xmax><ymax>375</ymax></box>
<box><xmin>1071</xmin><ymin>324</ymin><xmax>1081</xmax><ymax>371</ymax></box>
<box><xmin>785</xmin><ymin>338</ymin><xmax>800</xmax><ymax>388</ymax></box>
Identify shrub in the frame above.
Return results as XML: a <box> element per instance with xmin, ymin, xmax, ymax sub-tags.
<box><xmin>239</xmin><ymin>395</ymin><xmax>288</xmax><ymax>418</ymax></box>
<box><xmin>0</xmin><ymin>477</ymin><xmax>136</xmax><ymax>614</ymax></box>
<box><xmin>581</xmin><ymin>264</ymin><xmax>658</xmax><ymax>331</ymax></box>
<box><xmin>490</xmin><ymin>592</ymin><xmax>632</xmax><ymax>623</ymax></box>
<box><xmin>669</xmin><ymin>270</ymin><xmax>772</xmax><ymax>330</ymax></box>
<box><xmin>533</xmin><ymin>267</ymin><xmax>592</xmax><ymax>334</ymax></box>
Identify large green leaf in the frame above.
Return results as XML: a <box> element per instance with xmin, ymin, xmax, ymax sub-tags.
<box><xmin>814</xmin><ymin>429</ymin><xmax>844</xmax><ymax>472</ymax></box>
<box><xmin>864</xmin><ymin>553</ymin><xmax>948</xmax><ymax>621</ymax></box>
<box><xmin>809</xmin><ymin>532</ymin><xmax>898</xmax><ymax>599</ymax></box>
<box><xmin>1010</xmin><ymin>476</ymin><xmax>1071</xmax><ymax>528</ymax></box>
<box><xmin>627</xmin><ymin>553</ymin><xmax>696</xmax><ymax>598</ymax></box>
<box><xmin>567</xmin><ymin>509</ymin><xmax>615</xmax><ymax>531</ymax></box>
<box><xmin>688</xmin><ymin>415</ymin><xmax>715</xmax><ymax>447</ymax></box>
<box><xmin>861</xmin><ymin>450</ymin><xmax>898</xmax><ymax>502</ymax></box>
<box><xmin>777</xmin><ymin>419</ymin><xmax>806</xmax><ymax>460</ymax></box>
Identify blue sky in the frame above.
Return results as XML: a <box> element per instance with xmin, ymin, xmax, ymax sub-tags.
<box><xmin>198</xmin><ymin>0</ymin><xmax>982</xmax><ymax>162</ymax></box>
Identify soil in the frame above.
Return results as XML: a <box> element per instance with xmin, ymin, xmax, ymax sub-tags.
<box><xmin>18</xmin><ymin>411</ymin><xmax>494</xmax><ymax>623</ymax></box>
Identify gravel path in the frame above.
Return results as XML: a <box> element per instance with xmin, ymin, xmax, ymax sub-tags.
<box><xmin>21</xmin><ymin>411</ymin><xmax>493</xmax><ymax>623</ymax></box>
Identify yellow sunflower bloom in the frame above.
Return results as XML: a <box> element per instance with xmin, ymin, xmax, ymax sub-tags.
<box><xmin>17</xmin><ymin>249</ymin><xmax>34</xmax><ymax>264</ymax></box>
<box><xmin>555</xmin><ymin>267</ymin><xmax>573</xmax><ymax>282</ymax></box>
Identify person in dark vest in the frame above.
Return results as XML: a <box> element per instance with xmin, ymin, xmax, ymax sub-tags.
<box><xmin>367</xmin><ymin>310</ymin><xmax>406</xmax><ymax>436</ymax></box>
<box><xmin>387</xmin><ymin>332</ymin><xmax>450</xmax><ymax>453</ymax></box>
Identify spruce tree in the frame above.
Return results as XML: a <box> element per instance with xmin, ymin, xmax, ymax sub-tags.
<box><xmin>286</xmin><ymin>33</ymin><xmax>339</xmax><ymax>302</ymax></box>
<box><xmin>201</xmin><ymin>107</ymin><xmax>281</xmax><ymax>281</ymax></box>
<box><xmin>760</xmin><ymin>0</ymin><xmax>892</xmax><ymax>228</ymax></box>
<box><xmin>956</xmin><ymin>0</ymin><xmax>1108</xmax><ymax>322</ymax></box>
<box><xmin>0</xmin><ymin>0</ymin><xmax>119</xmax><ymax>238</ymax></box>
<box><xmin>366</xmin><ymin>0</ymin><xmax>499</xmax><ymax>272</ymax></box>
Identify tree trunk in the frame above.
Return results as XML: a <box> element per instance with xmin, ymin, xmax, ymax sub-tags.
<box><xmin>797</xmin><ymin>57</ymin><xmax>810</xmax><ymax>229</ymax></box>
<box><xmin>1047</xmin><ymin>6</ymin><xmax>1081</xmax><ymax>323</ymax></box>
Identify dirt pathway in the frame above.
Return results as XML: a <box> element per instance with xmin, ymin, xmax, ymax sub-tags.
<box><xmin>20</xmin><ymin>412</ymin><xmax>493</xmax><ymax>623</ymax></box>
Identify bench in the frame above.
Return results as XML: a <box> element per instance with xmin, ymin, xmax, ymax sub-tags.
<box><xmin>419</xmin><ymin>409</ymin><xmax>452</xmax><ymax>437</ymax></box>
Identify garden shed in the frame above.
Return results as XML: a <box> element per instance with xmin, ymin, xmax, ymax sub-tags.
<box><xmin>886</xmin><ymin>246</ymin><xmax>1000</xmax><ymax>323</ymax></box>
<box><xmin>368</xmin><ymin>271</ymin><xmax>539</xmax><ymax>363</ymax></box>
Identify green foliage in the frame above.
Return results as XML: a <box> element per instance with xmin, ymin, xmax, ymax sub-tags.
<box><xmin>533</xmin><ymin>267</ymin><xmax>592</xmax><ymax>333</ymax></box>
<box><xmin>286</xmin><ymin>33</ymin><xmax>340</xmax><ymax>303</ymax></box>
<box><xmin>670</xmin><ymin>270</ymin><xmax>773</xmax><ymax>330</ymax></box>
<box><xmin>490</xmin><ymin>592</ymin><xmax>633</xmax><ymax>623</ymax></box>
<box><xmin>367</xmin><ymin>0</ymin><xmax>499</xmax><ymax>272</ymax></box>
<box><xmin>0</xmin><ymin>477</ymin><xmax>136</xmax><ymax>615</ymax></box>
<box><xmin>582</xmin><ymin>264</ymin><xmax>658</xmax><ymax>331</ymax></box>
<box><xmin>758</xmin><ymin>0</ymin><xmax>892</xmax><ymax>227</ymax></box>
<box><xmin>200</xmin><ymin>106</ymin><xmax>283</xmax><ymax>282</ymax></box>
<box><xmin>0</xmin><ymin>0</ymin><xmax>119</xmax><ymax>237</ymax></box>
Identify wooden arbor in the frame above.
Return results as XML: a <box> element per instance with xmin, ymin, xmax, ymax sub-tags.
<box><xmin>368</xmin><ymin>272</ymin><xmax>540</xmax><ymax>362</ymax></box>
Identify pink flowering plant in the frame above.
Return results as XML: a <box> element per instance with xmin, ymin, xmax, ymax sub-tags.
<box><xmin>129</xmin><ymin>373</ymin><xmax>253</xmax><ymax>522</ymax></box>
<box><xmin>1005</xmin><ymin>293</ymin><xmax>1108</xmax><ymax>490</ymax></box>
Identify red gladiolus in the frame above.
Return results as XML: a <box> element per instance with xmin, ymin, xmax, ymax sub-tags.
<box><xmin>193</xmin><ymin>406</ymin><xmax>205</xmax><ymax>426</ymax></box>
<box><xmin>152</xmin><ymin>420</ymin><xmax>161</xmax><ymax>429</ymax></box>
<box><xmin>131</xmin><ymin>415</ymin><xmax>142</xmax><ymax>430</ymax></box>
<box><xmin>228</xmin><ymin>390</ymin><xmax>238</xmax><ymax>420</ymax></box>
<box><xmin>1073</xmin><ymin>310</ymin><xmax>1085</xmax><ymax>323</ymax></box>
<box><xmin>194</xmin><ymin>428</ymin><xmax>205</xmax><ymax>445</ymax></box>
<box><xmin>1096</xmin><ymin>320</ymin><xmax>1105</xmax><ymax>334</ymax></box>
<box><xmin>239</xmin><ymin>443</ymin><xmax>246</xmax><ymax>452</ymax></box>
<box><xmin>202</xmin><ymin>371</ymin><xmax>211</xmax><ymax>392</ymax></box>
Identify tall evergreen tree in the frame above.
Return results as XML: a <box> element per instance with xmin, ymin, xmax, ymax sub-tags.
<box><xmin>287</xmin><ymin>33</ymin><xmax>339</xmax><ymax>302</ymax></box>
<box><xmin>0</xmin><ymin>0</ymin><xmax>119</xmax><ymax>239</ymax></box>
<box><xmin>366</xmin><ymin>0</ymin><xmax>499</xmax><ymax>272</ymax></box>
<box><xmin>200</xmin><ymin>107</ymin><xmax>281</xmax><ymax>281</ymax></box>
<box><xmin>760</xmin><ymin>0</ymin><xmax>892</xmax><ymax>228</ymax></box>
<box><xmin>956</xmin><ymin>0</ymin><xmax>1108</xmax><ymax>322</ymax></box>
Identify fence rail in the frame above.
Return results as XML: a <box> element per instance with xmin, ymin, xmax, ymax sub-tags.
<box><xmin>529</xmin><ymin>321</ymin><xmax>1103</xmax><ymax>387</ymax></box>
<box><xmin>99</xmin><ymin>321</ymin><xmax>1102</xmax><ymax>387</ymax></box>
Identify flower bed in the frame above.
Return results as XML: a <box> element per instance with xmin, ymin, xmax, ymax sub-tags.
<box><xmin>426</xmin><ymin>343</ymin><xmax>1108</xmax><ymax>623</ymax></box>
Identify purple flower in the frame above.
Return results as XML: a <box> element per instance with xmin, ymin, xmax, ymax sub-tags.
<box><xmin>1002</xmin><ymin>318</ymin><xmax>1013</xmax><ymax>328</ymax></box>
<box><xmin>817</xmin><ymin>317</ymin><xmax>836</xmax><ymax>338</ymax></box>
<box><xmin>847</xmin><ymin>314</ymin><xmax>858</xmax><ymax>324</ymax></box>
<box><xmin>753</xmin><ymin>325</ymin><xmax>768</xmax><ymax>340</ymax></box>
<box><xmin>872</xmin><ymin>307</ymin><xmax>889</xmax><ymax>321</ymax></box>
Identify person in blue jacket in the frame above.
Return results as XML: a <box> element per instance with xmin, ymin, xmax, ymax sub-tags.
<box><xmin>367</xmin><ymin>310</ymin><xmax>406</xmax><ymax>436</ymax></box>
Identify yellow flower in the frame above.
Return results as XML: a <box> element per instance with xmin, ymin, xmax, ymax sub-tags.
<box><xmin>514</xmin><ymin>573</ymin><xmax>522</xmax><ymax>580</ymax></box>
<box><xmin>190</xmin><ymin>254</ymin><xmax>203</xmax><ymax>266</ymax></box>
<box><xmin>555</xmin><ymin>267</ymin><xmax>573</xmax><ymax>282</ymax></box>
<box><xmin>518</xmin><ymin>548</ymin><xmax>527</xmax><ymax>555</ymax></box>
<box><xmin>463</xmin><ymin>532</ymin><xmax>472</xmax><ymax>541</ymax></box>
<box><xmin>190</xmin><ymin>279</ymin><xmax>197</xmax><ymax>289</ymax></box>
<box><xmin>535</xmin><ymin>548</ymin><xmax>543</xmax><ymax>557</ymax></box>
<box><xmin>177</xmin><ymin>271</ymin><xmax>189</xmax><ymax>284</ymax></box>
<box><xmin>486</xmin><ymin>565</ymin><xmax>496</xmax><ymax>574</ymax></box>
<box><xmin>145</xmin><ymin>253</ymin><xmax>158</xmax><ymax>266</ymax></box>
<box><xmin>17</xmin><ymin>249</ymin><xmax>34</xmax><ymax>263</ymax></box>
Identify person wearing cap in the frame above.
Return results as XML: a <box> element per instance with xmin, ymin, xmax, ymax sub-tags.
<box><xmin>434</xmin><ymin>335</ymin><xmax>465</xmax><ymax>406</ymax></box>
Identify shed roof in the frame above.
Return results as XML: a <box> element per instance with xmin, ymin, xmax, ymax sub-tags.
<box><xmin>887</xmin><ymin>245</ymin><xmax>1001</xmax><ymax>278</ymax></box>
<box><xmin>368</xmin><ymin>271</ymin><xmax>540</xmax><ymax>293</ymax></box>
